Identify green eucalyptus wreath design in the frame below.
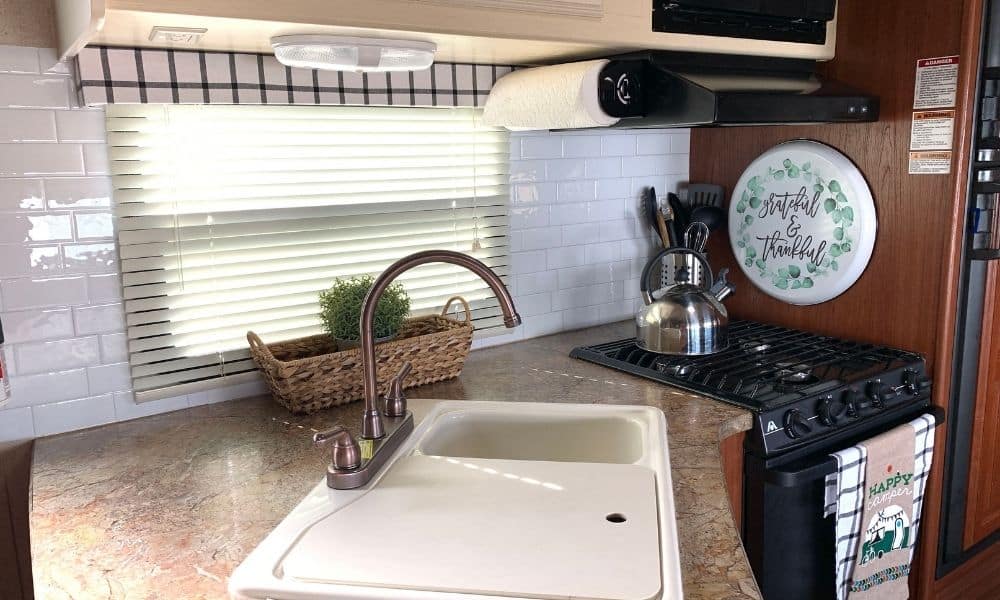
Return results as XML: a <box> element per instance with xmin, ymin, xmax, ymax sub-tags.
<box><xmin>734</xmin><ymin>158</ymin><xmax>856</xmax><ymax>291</ymax></box>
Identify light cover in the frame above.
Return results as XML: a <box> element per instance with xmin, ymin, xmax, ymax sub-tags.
<box><xmin>271</xmin><ymin>35</ymin><xmax>437</xmax><ymax>72</ymax></box>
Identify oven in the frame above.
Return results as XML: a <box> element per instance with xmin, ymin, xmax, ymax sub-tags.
<box><xmin>571</xmin><ymin>320</ymin><xmax>941</xmax><ymax>599</ymax></box>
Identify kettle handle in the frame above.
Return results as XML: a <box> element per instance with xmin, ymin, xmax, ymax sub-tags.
<box><xmin>639</xmin><ymin>247</ymin><xmax>714</xmax><ymax>305</ymax></box>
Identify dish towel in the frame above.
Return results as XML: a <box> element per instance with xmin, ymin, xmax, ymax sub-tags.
<box><xmin>824</xmin><ymin>414</ymin><xmax>936</xmax><ymax>600</ymax></box>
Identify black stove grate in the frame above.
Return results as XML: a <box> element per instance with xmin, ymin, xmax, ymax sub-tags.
<box><xmin>570</xmin><ymin>321</ymin><xmax>925</xmax><ymax>412</ymax></box>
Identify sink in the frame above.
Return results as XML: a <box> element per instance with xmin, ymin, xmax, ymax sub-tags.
<box><xmin>415</xmin><ymin>409</ymin><xmax>644</xmax><ymax>463</ymax></box>
<box><xmin>229</xmin><ymin>401</ymin><xmax>683</xmax><ymax>600</ymax></box>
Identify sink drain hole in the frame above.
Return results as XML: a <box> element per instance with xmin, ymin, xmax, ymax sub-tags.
<box><xmin>606</xmin><ymin>513</ymin><xmax>627</xmax><ymax>523</ymax></box>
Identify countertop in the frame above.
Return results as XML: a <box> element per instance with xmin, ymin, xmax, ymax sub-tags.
<box><xmin>29</xmin><ymin>322</ymin><xmax>760</xmax><ymax>599</ymax></box>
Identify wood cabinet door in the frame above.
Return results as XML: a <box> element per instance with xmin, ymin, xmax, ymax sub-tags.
<box><xmin>965</xmin><ymin>261</ymin><xmax>1000</xmax><ymax>548</ymax></box>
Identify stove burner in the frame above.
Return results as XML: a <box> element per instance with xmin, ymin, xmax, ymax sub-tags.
<box><xmin>741</xmin><ymin>341</ymin><xmax>773</xmax><ymax>354</ymax></box>
<box><xmin>775</xmin><ymin>362</ymin><xmax>818</xmax><ymax>385</ymax></box>
<box><xmin>656</xmin><ymin>360</ymin><xmax>694</xmax><ymax>377</ymax></box>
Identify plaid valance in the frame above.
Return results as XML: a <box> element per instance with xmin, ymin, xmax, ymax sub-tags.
<box><xmin>75</xmin><ymin>46</ymin><xmax>513</xmax><ymax>107</ymax></box>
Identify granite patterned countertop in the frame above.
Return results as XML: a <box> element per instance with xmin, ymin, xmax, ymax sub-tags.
<box><xmin>30</xmin><ymin>322</ymin><xmax>760</xmax><ymax>599</ymax></box>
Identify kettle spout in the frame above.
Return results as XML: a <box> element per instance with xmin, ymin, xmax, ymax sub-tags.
<box><xmin>709</xmin><ymin>268</ymin><xmax>736</xmax><ymax>302</ymax></box>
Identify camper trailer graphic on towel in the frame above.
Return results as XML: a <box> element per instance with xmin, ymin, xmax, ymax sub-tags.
<box><xmin>859</xmin><ymin>506</ymin><xmax>911</xmax><ymax>565</ymax></box>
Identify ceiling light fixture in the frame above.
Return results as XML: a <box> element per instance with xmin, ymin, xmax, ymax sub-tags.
<box><xmin>270</xmin><ymin>35</ymin><xmax>437</xmax><ymax>72</ymax></box>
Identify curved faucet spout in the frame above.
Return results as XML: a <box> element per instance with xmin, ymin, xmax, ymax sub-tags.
<box><xmin>359</xmin><ymin>250</ymin><xmax>521</xmax><ymax>439</ymax></box>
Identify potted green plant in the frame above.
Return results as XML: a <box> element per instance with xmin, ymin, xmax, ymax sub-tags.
<box><xmin>319</xmin><ymin>275</ymin><xmax>411</xmax><ymax>349</ymax></box>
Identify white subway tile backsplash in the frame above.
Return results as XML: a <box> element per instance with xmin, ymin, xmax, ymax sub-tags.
<box><xmin>0</xmin><ymin>407</ymin><xmax>35</xmax><ymax>441</ymax></box>
<box><xmin>520</xmin><ymin>136</ymin><xmax>562</xmax><ymax>159</ymax></box>
<box><xmin>82</xmin><ymin>144</ymin><xmax>110</xmax><ymax>175</ymax></box>
<box><xmin>0</xmin><ymin>46</ymin><xmax>40</xmax><ymax>74</ymax></box>
<box><xmin>546</xmin><ymin>158</ymin><xmax>586</xmax><ymax>181</ymax></box>
<box><xmin>584</xmin><ymin>240</ymin><xmax>622</xmax><ymax>265</ymax></box>
<box><xmin>186</xmin><ymin>378</ymin><xmax>268</xmax><ymax>407</ymax></box>
<box><xmin>546</xmin><ymin>245</ymin><xmax>587</xmax><ymax>270</ymax></box>
<box><xmin>595</xmin><ymin>177</ymin><xmax>631</xmax><ymax>200</ymax></box>
<box><xmin>55</xmin><ymin>110</ymin><xmax>107</xmax><ymax>142</ymax></box>
<box><xmin>2</xmin><ymin>275</ymin><xmax>89</xmax><ymax>309</ymax></box>
<box><xmin>515</xmin><ymin>272</ymin><xmax>558</xmax><ymax>295</ymax></box>
<box><xmin>73</xmin><ymin>303</ymin><xmax>126</xmax><ymax>335</ymax></box>
<box><xmin>0</xmin><ymin>178</ymin><xmax>44</xmax><ymax>211</ymax></box>
<box><xmin>7</xmin><ymin>368</ymin><xmax>89</xmax><ymax>408</ymax></box>
<box><xmin>43</xmin><ymin>177</ymin><xmax>112</xmax><ymax>208</ymax></box>
<box><xmin>635</xmin><ymin>134</ymin><xmax>673</xmax><ymax>155</ymax></box>
<box><xmin>511</xmin><ymin>292</ymin><xmax>552</xmax><ymax>317</ymax></box>
<box><xmin>33</xmin><ymin>393</ymin><xmax>116</xmax><ymax>436</ymax></box>
<box><xmin>0</xmin><ymin>74</ymin><xmax>72</xmax><ymax>108</ymax></box>
<box><xmin>562</xmin><ymin>136</ymin><xmax>602</xmax><ymax>158</ymax></box>
<box><xmin>555</xmin><ymin>180</ymin><xmax>596</xmax><ymax>204</ymax></box>
<box><xmin>99</xmin><ymin>332</ymin><xmax>129</xmax><ymax>364</ymax></box>
<box><xmin>598</xmin><ymin>219</ymin><xmax>636</xmax><ymax>243</ymax></box>
<box><xmin>0</xmin><ymin>143</ymin><xmax>83</xmax><ymax>176</ymax></box>
<box><xmin>113</xmin><ymin>391</ymin><xmax>189</xmax><ymax>422</ymax></box>
<box><xmin>562</xmin><ymin>306</ymin><xmax>601</xmax><ymax>329</ymax></box>
<box><xmin>519</xmin><ymin>227</ymin><xmax>561</xmax><ymax>250</ymax></box>
<box><xmin>74</xmin><ymin>211</ymin><xmax>114</xmax><ymax>239</ymax></box>
<box><xmin>601</xmin><ymin>134</ymin><xmax>636</xmax><ymax>156</ymax></box>
<box><xmin>0</xmin><ymin>213</ymin><xmax>72</xmax><ymax>243</ymax></box>
<box><xmin>509</xmin><ymin>159</ymin><xmax>546</xmax><ymax>183</ymax></box>
<box><xmin>520</xmin><ymin>312</ymin><xmax>564</xmax><ymax>338</ymax></box>
<box><xmin>584</xmin><ymin>157</ymin><xmax>622</xmax><ymax>179</ymax></box>
<box><xmin>86</xmin><ymin>362</ymin><xmax>131</xmax><ymax>395</ymax></box>
<box><xmin>561</xmin><ymin>221</ymin><xmax>601</xmax><ymax>243</ymax></box>
<box><xmin>15</xmin><ymin>336</ymin><xmax>100</xmax><ymax>375</ymax></box>
<box><xmin>86</xmin><ymin>273</ymin><xmax>122</xmax><ymax>303</ymax></box>
<box><xmin>509</xmin><ymin>250</ymin><xmax>548</xmax><ymax>275</ymax></box>
<box><xmin>548</xmin><ymin>202</ymin><xmax>590</xmax><ymax>226</ymax></box>
<box><xmin>0</xmin><ymin>308</ymin><xmax>74</xmax><ymax>343</ymax></box>
<box><xmin>63</xmin><ymin>242</ymin><xmax>117</xmax><ymax>271</ymax></box>
<box><xmin>0</xmin><ymin>244</ymin><xmax>61</xmax><ymax>277</ymax></box>
<box><xmin>0</xmin><ymin>108</ymin><xmax>56</xmax><ymax>142</ymax></box>
<box><xmin>509</xmin><ymin>205</ymin><xmax>549</xmax><ymax>229</ymax></box>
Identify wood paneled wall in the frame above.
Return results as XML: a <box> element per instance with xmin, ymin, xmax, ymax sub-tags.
<box><xmin>692</xmin><ymin>1</ymin><xmax>964</xmax><ymax>367</ymax></box>
<box><xmin>690</xmin><ymin>1</ymin><xmax>980</xmax><ymax>598</ymax></box>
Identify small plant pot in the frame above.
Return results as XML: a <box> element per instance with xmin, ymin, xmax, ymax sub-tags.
<box><xmin>335</xmin><ymin>334</ymin><xmax>395</xmax><ymax>351</ymax></box>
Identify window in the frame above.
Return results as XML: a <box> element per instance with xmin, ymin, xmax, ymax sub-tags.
<box><xmin>107</xmin><ymin>104</ymin><xmax>510</xmax><ymax>401</ymax></box>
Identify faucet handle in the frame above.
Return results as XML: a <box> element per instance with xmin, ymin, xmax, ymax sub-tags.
<box><xmin>313</xmin><ymin>426</ymin><xmax>361</xmax><ymax>471</ymax></box>
<box><xmin>384</xmin><ymin>361</ymin><xmax>412</xmax><ymax>418</ymax></box>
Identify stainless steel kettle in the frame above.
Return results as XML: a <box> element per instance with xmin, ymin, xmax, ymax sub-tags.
<box><xmin>636</xmin><ymin>247</ymin><xmax>735</xmax><ymax>355</ymax></box>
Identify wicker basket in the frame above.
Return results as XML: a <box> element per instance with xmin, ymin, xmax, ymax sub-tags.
<box><xmin>247</xmin><ymin>296</ymin><xmax>474</xmax><ymax>414</ymax></box>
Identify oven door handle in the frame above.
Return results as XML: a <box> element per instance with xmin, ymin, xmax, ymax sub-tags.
<box><xmin>764</xmin><ymin>406</ymin><xmax>945</xmax><ymax>488</ymax></box>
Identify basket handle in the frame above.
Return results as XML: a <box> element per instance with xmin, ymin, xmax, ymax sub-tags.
<box><xmin>246</xmin><ymin>331</ymin><xmax>273</xmax><ymax>359</ymax></box>
<box><xmin>441</xmin><ymin>296</ymin><xmax>472</xmax><ymax>324</ymax></box>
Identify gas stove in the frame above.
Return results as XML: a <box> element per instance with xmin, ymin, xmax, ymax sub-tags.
<box><xmin>570</xmin><ymin>320</ymin><xmax>932</xmax><ymax>457</ymax></box>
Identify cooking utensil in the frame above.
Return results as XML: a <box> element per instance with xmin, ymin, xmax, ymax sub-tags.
<box><xmin>684</xmin><ymin>222</ymin><xmax>710</xmax><ymax>253</ymax></box>
<box><xmin>642</xmin><ymin>187</ymin><xmax>667</xmax><ymax>247</ymax></box>
<box><xmin>636</xmin><ymin>247</ymin><xmax>734</xmax><ymax>355</ymax></box>
<box><xmin>667</xmin><ymin>192</ymin><xmax>689</xmax><ymax>233</ymax></box>
<box><xmin>689</xmin><ymin>204</ymin><xmax>726</xmax><ymax>231</ymax></box>
<box><xmin>688</xmin><ymin>183</ymin><xmax>725</xmax><ymax>208</ymax></box>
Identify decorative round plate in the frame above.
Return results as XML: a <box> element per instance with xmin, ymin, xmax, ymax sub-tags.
<box><xmin>728</xmin><ymin>140</ymin><xmax>877</xmax><ymax>305</ymax></box>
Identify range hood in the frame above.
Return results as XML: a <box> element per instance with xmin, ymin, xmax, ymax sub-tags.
<box><xmin>483</xmin><ymin>52</ymin><xmax>879</xmax><ymax>130</ymax></box>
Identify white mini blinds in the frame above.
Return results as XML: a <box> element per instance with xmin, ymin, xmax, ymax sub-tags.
<box><xmin>107</xmin><ymin>104</ymin><xmax>510</xmax><ymax>401</ymax></box>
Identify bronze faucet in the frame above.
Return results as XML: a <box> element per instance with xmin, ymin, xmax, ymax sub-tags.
<box><xmin>313</xmin><ymin>250</ymin><xmax>521</xmax><ymax>489</ymax></box>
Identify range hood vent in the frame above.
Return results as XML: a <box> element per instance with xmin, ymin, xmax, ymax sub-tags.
<box><xmin>483</xmin><ymin>52</ymin><xmax>879</xmax><ymax>130</ymax></box>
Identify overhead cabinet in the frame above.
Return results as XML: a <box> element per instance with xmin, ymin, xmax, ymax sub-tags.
<box><xmin>57</xmin><ymin>0</ymin><xmax>838</xmax><ymax>64</ymax></box>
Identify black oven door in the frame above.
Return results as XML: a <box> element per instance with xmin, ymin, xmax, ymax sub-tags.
<box><xmin>742</xmin><ymin>404</ymin><xmax>943</xmax><ymax>600</ymax></box>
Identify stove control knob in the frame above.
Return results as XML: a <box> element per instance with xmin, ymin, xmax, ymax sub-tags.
<box><xmin>904</xmin><ymin>370</ymin><xmax>932</xmax><ymax>395</ymax></box>
<box><xmin>844</xmin><ymin>391</ymin><xmax>864</xmax><ymax>418</ymax></box>
<box><xmin>783</xmin><ymin>409</ymin><xmax>812</xmax><ymax>439</ymax></box>
<box><xmin>868</xmin><ymin>382</ymin><xmax>897</xmax><ymax>408</ymax></box>
<box><xmin>818</xmin><ymin>396</ymin><xmax>846</xmax><ymax>426</ymax></box>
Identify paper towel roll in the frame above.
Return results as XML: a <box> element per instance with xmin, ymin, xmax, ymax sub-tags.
<box><xmin>483</xmin><ymin>59</ymin><xmax>619</xmax><ymax>131</ymax></box>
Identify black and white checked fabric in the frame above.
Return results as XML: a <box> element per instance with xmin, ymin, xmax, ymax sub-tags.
<box><xmin>823</xmin><ymin>414</ymin><xmax>936</xmax><ymax>600</ymax></box>
<box><xmin>75</xmin><ymin>46</ymin><xmax>513</xmax><ymax>107</ymax></box>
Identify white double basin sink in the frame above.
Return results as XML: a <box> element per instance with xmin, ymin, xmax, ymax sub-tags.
<box><xmin>229</xmin><ymin>401</ymin><xmax>683</xmax><ymax>600</ymax></box>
